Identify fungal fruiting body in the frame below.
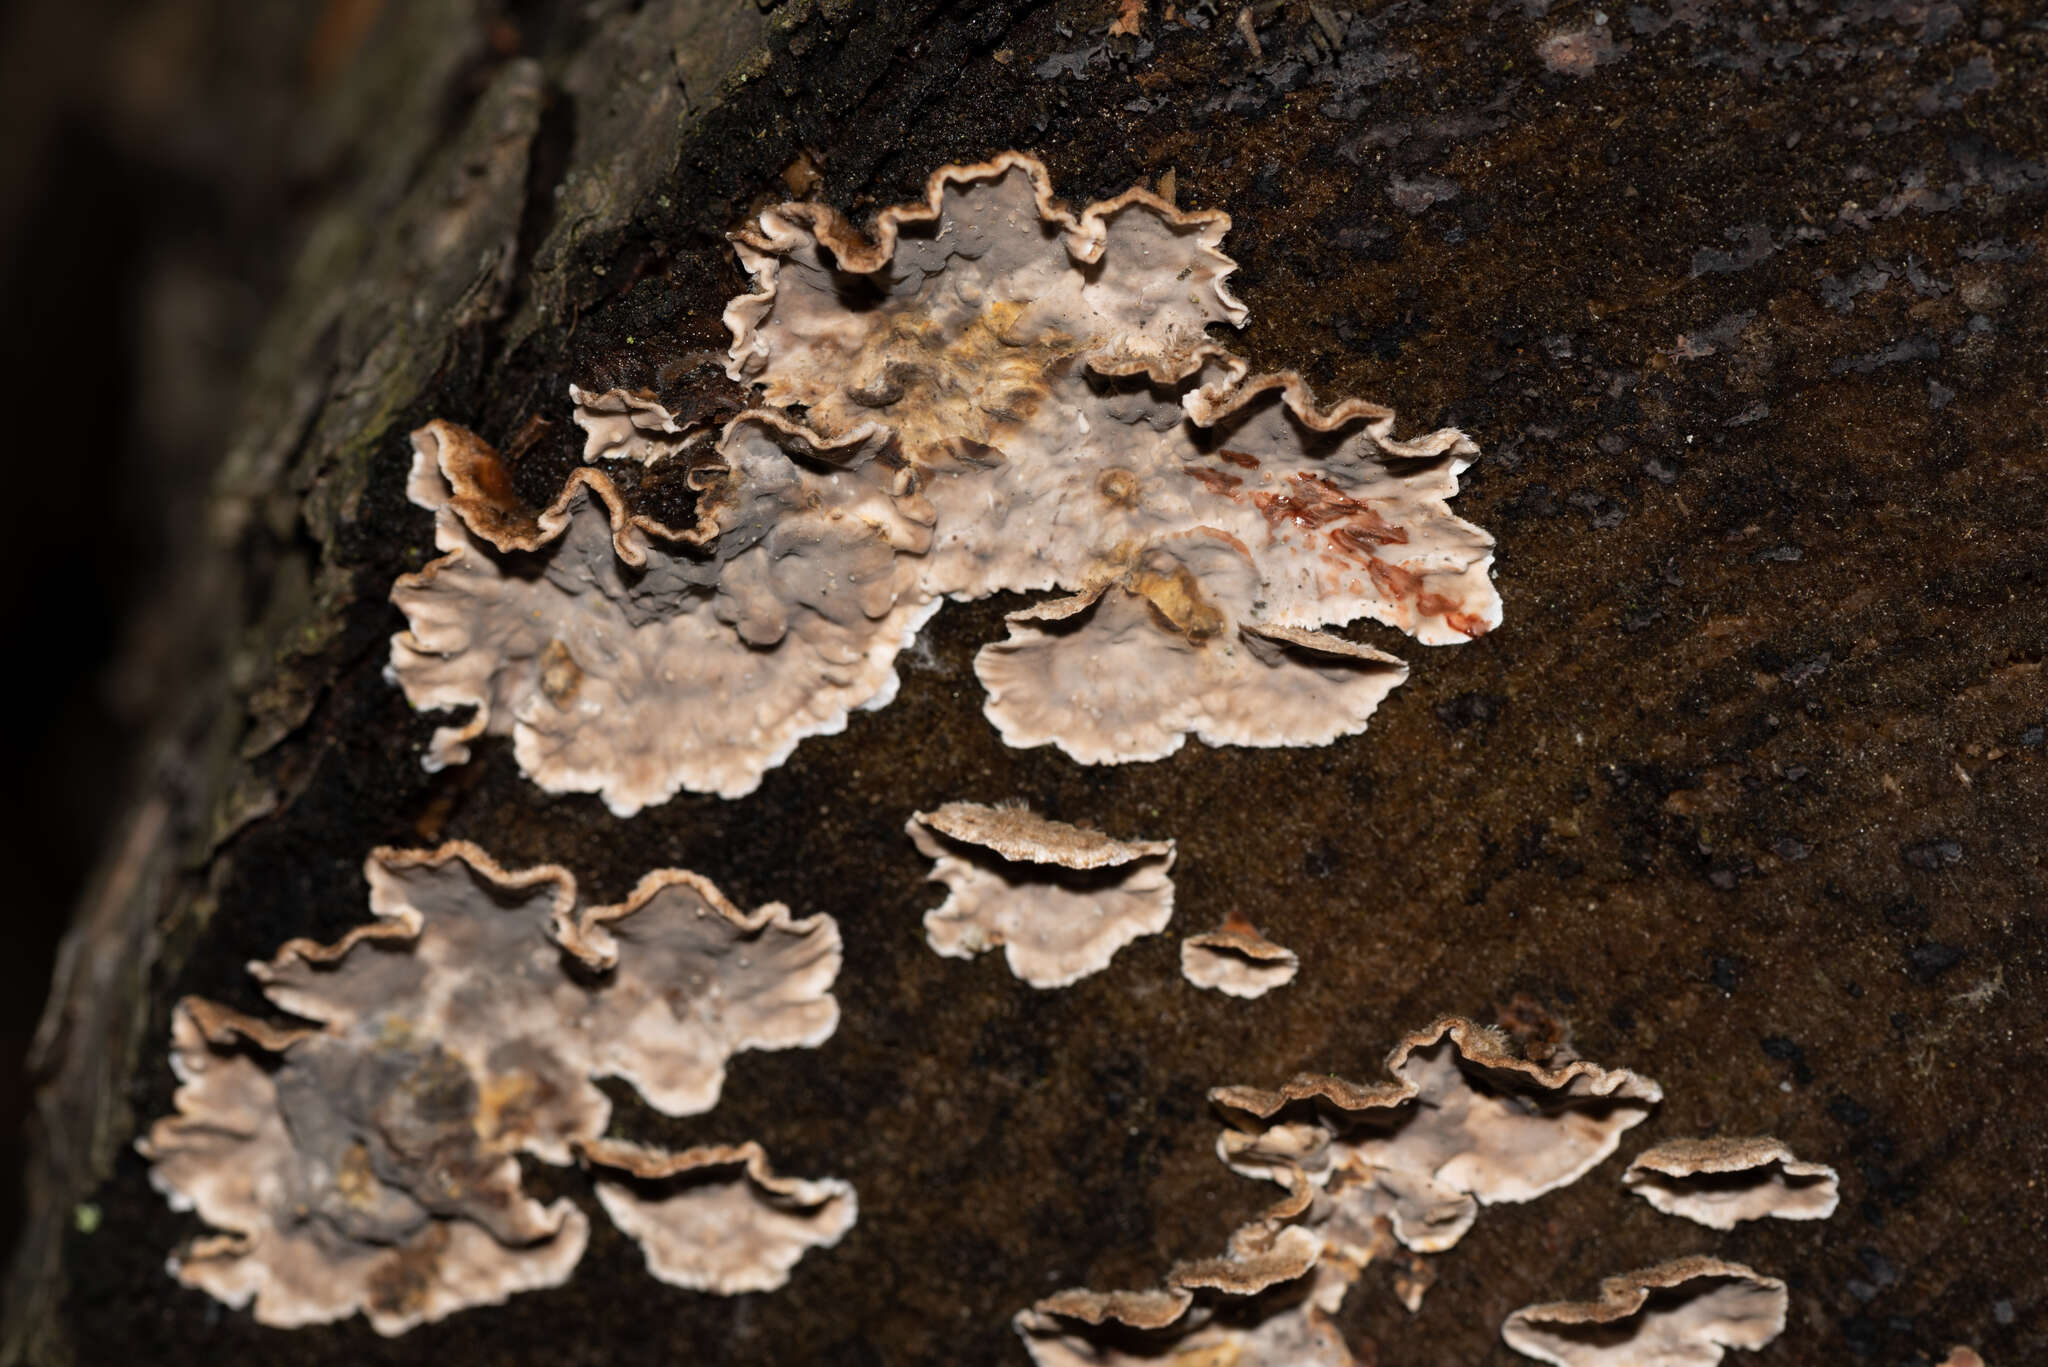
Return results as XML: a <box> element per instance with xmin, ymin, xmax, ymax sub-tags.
<box><xmin>1500</xmin><ymin>1257</ymin><xmax>1789</xmax><ymax>1367</ymax></box>
<box><xmin>1016</xmin><ymin>1223</ymin><xmax>1356</xmax><ymax>1367</ymax></box>
<box><xmin>1622</xmin><ymin>1136</ymin><xmax>1841</xmax><ymax>1229</ymax></box>
<box><xmin>580</xmin><ymin>1139</ymin><xmax>856</xmax><ymax>1294</ymax></box>
<box><xmin>1017</xmin><ymin>1017</ymin><xmax>1662</xmax><ymax>1362</ymax></box>
<box><xmin>1214</xmin><ymin>1017</ymin><xmax>1662</xmax><ymax>1292</ymax></box>
<box><xmin>569</xmin><ymin>383</ymin><xmax>705</xmax><ymax>465</ymax></box>
<box><xmin>389</xmin><ymin>155</ymin><xmax>1499</xmax><ymax>806</ymax></box>
<box><xmin>139</xmin><ymin>843</ymin><xmax>850</xmax><ymax>1333</ymax></box>
<box><xmin>1180</xmin><ymin>916</ymin><xmax>1299</xmax><ymax>998</ymax></box>
<box><xmin>389</xmin><ymin>414</ymin><xmax>936</xmax><ymax>814</ymax></box>
<box><xmin>141</xmin><ymin>1000</ymin><xmax>591</xmax><ymax>1336</ymax></box>
<box><xmin>907</xmin><ymin>802</ymin><xmax>1176</xmax><ymax>989</ymax></box>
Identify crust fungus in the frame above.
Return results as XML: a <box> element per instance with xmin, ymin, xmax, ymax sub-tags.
<box><xmin>1019</xmin><ymin>1017</ymin><xmax>1664</xmax><ymax>1362</ymax></box>
<box><xmin>906</xmin><ymin>802</ymin><xmax>1176</xmax><ymax>988</ymax></box>
<box><xmin>1500</xmin><ymin>1257</ymin><xmax>1789</xmax><ymax>1367</ymax></box>
<box><xmin>1181</xmin><ymin>915</ymin><xmax>1299</xmax><ymax>998</ymax></box>
<box><xmin>580</xmin><ymin>1138</ymin><xmax>855</xmax><ymax>1294</ymax></box>
<box><xmin>1623</xmin><ymin>1137</ymin><xmax>1840</xmax><ymax>1229</ymax></box>
<box><xmin>1014</xmin><ymin>1223</ymin><xmax>1357</xmax><ymax>1367</ymax></box>
<box><xmin>140</xmin><ymin>842</ymin><xmax>846</xmax><ymax>1332</ymax></box>
<box><xmin>138</xmin><ymin>999</ymin><xmax>590</xmax><ymax>1335</ymax></box>
<box><xmin>569</xmin><ymin>384</ymin><xmax>707</xmax><ymax>465</ymax></box>
<box><xmin>727</xmin><ymin>154</ymin><xmax>1497</xmax><ymax>762</ymax></box>
<box><xmin>388</xmin><ymin>155</ymin><xmax>1501</xmax><ymax>807</ymax></box>
<box><xmin>729</xmin><ymin>156</ymin><xmax>1496</xmax><ymax>765</ymax></box>
<box><xmin>1213</xmin><ymin>1018</ymin><xmax>1661</xmax><ymax>1308</ymax></box>
<box><xmin>388</xmin><ymin>411</ymin><xmax>938</xmax><ymax>811</ymax></box>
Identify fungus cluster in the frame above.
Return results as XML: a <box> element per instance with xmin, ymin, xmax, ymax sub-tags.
<box><xmin>388</xmin><ymin>154</ymin><xmax>1499</xmax><ymax>810</ymax></box>
<box><xmin>1017</xmin><ymin>1017</ymin><xmax>1664</xmax><ymax>1364</ymax></box>
<box><xmin>907</xmin><ymin>802</ymin><xmax>1176</xmax><ymax>989</ymax></box>
<box><xmin>1500</xmin><ymin>1258</ymin><xmax>1789</xmax><ymax>1367</ymax></box>
<box><xmin>389</xmin><ymin>414</ymin><xmax>936</xmax><ymax>813</ymax></box>
<box><xmin>140</xmin><ymin>843</ymin><xmax>852</xmax><ymax>1333</ymax></box>
<box><xmin>1016</xmin><ymin>1015</ymin><xmax>1841</xmax><ymax>1366</ymax></box>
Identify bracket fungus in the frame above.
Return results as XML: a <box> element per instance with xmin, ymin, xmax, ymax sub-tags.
<box><xmin>1180</xmin><ymin>915</ymin><xmax>1299</xmax><ymax>998</ymax></box>
<box><xmin>139</xmin><ymin>842</ymin><xmax>847</xmax><ymax>1333</ymax></box>
<box><xmin>390</xmin><ymin>154</ymin><xmax>1499</xmax><ymax>806</ymax></box>
<box><xmin>1213</xmin><ymin>1018</ymin><xmax>1661</xmax><ymax>1308</ymax></box>
<box><xmin>1015</xmin><ymin>1223</ymin><xmax>1357</xmax><ymax>1367</ymax></box>
<box><xmin>388</xmin><ymin>411</ymin><xmax>938</xmax><ymax>811</ymax></box>
<box><xmin>139</xmin><ymin>999</ymin><xmax>591</xmax><ymax>1336</ymax></box>
<box><xmin>568</xmin><ymin>384</ymin><xmax>706</xmax><ymax>465</ymax></box>
<box><xmin>1020</xmin><ymin>1017</ymin><xmax>1662</xmax><ymax>1362</ymax></box>
<box><xmin>1622</xmin><ymin>1136</ymin><xmax>1840</xmax><ymax>1229</ymax></box>
<box><xmin>1500</xmin><ymin>1257</ymin><xmax>1789</xmax><ymax>1367</ymax></box>
<box><xmin>907</xmin><ymin>802</ymin><xmax>1176</xmax><ymax>988</ymax></box>
<box><xmin>580</xmin><ymin>1138</ymin><xmax>856</xmax><ymax>1295</ymax></box>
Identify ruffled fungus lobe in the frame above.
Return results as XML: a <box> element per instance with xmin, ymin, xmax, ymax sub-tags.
<box><xmin>907</xmin><ymin>802</ymin><xmax>1176</xmax><ymax>988</ymax></box>
<box><xmin>1214</xmin><ymin>1018</ymin><xmax>1660</xmax><ymax>1305</ymax></box>
<box><xmin>1500</xmin><ymin>1257</ymin><xmax>1789</xmax><ymax>1367</ymax></box>
<box><xmin>1022</xmin><ymin>1018</ymin><xmax>1662</xmax><ymax>1362</ymax></box>
<box><xmin>568</xmin><ymin>384</ymin><xmax>704</xmax><ymax>465</ymax></box>
<box><xmin>140</xmin><ymin>842</ymin><xmax>845</xmax><ymax>1332</ymax></box>
<box><xmin>1015</xmin><ymin>1223</ymin><xmax>1356</xmax><ymax>1367</ymax></box>
<box><xmin>581</xmin><ymin>1138</ymin><xmax>855</xmax><ymax>1294</ymax></box>
<box><xmin>726</xmin><ymin>150</ymin><xmax>1248</xmax><ymax>427</ymax></box>
<box><xmin>1181</xmin><ymin>915</ymin><xmax>1299</xmax><ymax>998</ymax></box>
<box><xmin>1622</xmin><ymin>1136</ymin><xmax>1840</xmax><ymax>1229</ymax></box>
<box><xmin>388</xmin><ymin>411</ymin><xmax>937</xmax><ymax>811</ymax></box>
<box><xmin>974</xmin><ymin>532</ymin><xmax>1410</xmax><ymax>765</ymax></box>
<box><xmin>391</xmin><ymin>156</ymin><xmax>1499</xmax><ymax>803</ymax></box>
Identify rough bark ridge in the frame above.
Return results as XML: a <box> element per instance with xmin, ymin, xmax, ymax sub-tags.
<box><xmin>7</xmin><ymin>1</ymin><xmax>2044</xmax><ymax>1364</ymax></box>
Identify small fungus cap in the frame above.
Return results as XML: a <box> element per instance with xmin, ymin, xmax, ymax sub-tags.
<box><xmin>1181</xmin><ymin>917</ymin><xmax>1300</xmax><ymax>999</ymax></box>
<box><xmin>580</xmin><ymin>1138</ymin><xmax>856</xmax><ymax>1295</ymax></box>
<box><xmin>908</xmin><ymin>803</ymin><xmax>1176</xmax><ymax>989</ymax></box>
<box><xmin>1500</xmin><ymin>1257</ymin><xmax>1789</xmax><ymax>1367</ymax></box>
<box><xmin>1014</xmin><ymin>1221</ymin><xmax>1352</xmax><ymax>1367</ymax></box>
<box><xmin>569</xmin><ymin>384</ymin><xmax>707</xmax><ymax>465</ymax></box>
<box><xmin>1622</xmin><ymin>1136</ymin><xmax>1840</xmax><ymax>1229</ymax></box>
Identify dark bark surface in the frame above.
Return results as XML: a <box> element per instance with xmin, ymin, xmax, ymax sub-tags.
<box><xmin>5</xmin><ymin>1</ymin><xmax>2043</xmax><ymax>1365</ymax></box>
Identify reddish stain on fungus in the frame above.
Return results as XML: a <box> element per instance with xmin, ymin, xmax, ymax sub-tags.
<box><xmin>1186</xmin><ymin>465</ymin><xmax>1244</xmax><ymax>494</ymax></box>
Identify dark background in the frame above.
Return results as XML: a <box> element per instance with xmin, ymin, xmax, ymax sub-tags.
<box><xmin>2</xmin><ymin>1</ymin><xmax>2043</xmax><ymax>1364</ymax></box>
<box><xmin>0</xmin><ymin>0</ymin><xmax>323</xmax><ymax>1257</ymax></box>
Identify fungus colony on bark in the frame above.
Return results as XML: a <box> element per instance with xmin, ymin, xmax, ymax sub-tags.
<box><xmin>132</xmin><ymin>155</ymin><xmax>1890</xmax><ymax>1365</ymax></box>
<box><xmin>1015</xmin><ymin>1018</ymin><xmax>1847</xmax><ymax>1367</ymax></box>
<box><xmin>385</xmin><ymin>152</ymin><xmax>1498</xmax><ymax>813</ymax></box>
<box><xmin>141</xmin><ymin>844</ymin><xmax>850</xmax><ymax>1333</ymax></box>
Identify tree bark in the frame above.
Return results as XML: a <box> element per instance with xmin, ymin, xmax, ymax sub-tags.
<box><xmin>7</xmin><ymin>1</ymin><xmax>2044</xmax><ymax>1364</ymax></box>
